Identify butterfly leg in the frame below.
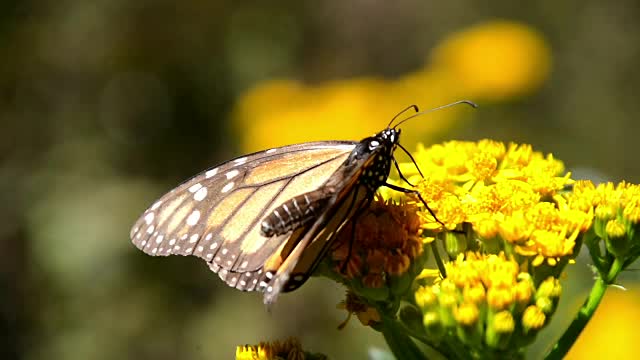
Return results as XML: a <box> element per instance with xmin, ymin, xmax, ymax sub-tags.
<box><xmin>383</xmin><ymin>182</ymin><xmax>445</xmax><ymax>229</ymax></box>
<box><xmin>383</xmin><ymin>182</ymin><xmax>449</xmax><ymax>278</ymax></box>
<box><xmin>393</xmin><ymin>157</ymin><xmax>415</xmax><ymax>187</ymax></box>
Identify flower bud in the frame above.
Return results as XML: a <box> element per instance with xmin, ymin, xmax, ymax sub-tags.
<box><xmin>604</xmin><ymin>219</ymin><xmax>629</xmax><ymax>258</ymax></box>
<box><xmin>485</xmin><ymin>311</ymin><xmax>515</xmax><ymax>350</ymax></box>
<box><xmin>423</xmin><ymin>311</ymin><xmax>445</xmax><ymax>341</ymax></box>
<box><xmin>522</xmin><ymin>305</ymin><xmax>546</xmax><ymax>334</ymax></box>
<box><xmin>445</xmin><ymin>231</ymin><xmax>468</xmax><ymax>257</ymax></box>
<box><xmin>454</xmin><ymin>302</ymin><xmax>483</xmax><ymax>347</ymax></box>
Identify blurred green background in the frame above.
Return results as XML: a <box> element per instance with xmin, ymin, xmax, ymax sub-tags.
<box><xmin>2</xmin><ymin>1</ymin><xmax>640</xmax><ymax>359</ymax></box>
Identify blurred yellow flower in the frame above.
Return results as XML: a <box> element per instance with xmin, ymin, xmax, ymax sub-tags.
<box><xmin>567</xmin><ymin>288</ymin><xmax>640</xmax><ymax>360</ymax></box>
<box><xmin>432</xmin><ymin>21</ymin><xmax>551</xmax><ymax>100</ymax></box>
<box><xmin>232</xmin><ymin>21</ymin><xmax>552</xmax><ymax>153</ymax></box>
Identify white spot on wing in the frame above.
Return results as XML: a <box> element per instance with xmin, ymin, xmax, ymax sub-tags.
<box><xmin>205</xmin><ymin>233</ymin><xmax>212</xmax><ymax>241</ymax></box>
<box><xmin>151</xmin><ymin>201</ymin><xmax>162</xmax><ymax>210</ymax></box>
<box><xmin>146</xmin><ymin>225</ymin><xmax>155</xmax><ymax>234</ymax></box>
<box><xmin>144</xmin><ymin>212</ymin><xmax>155</xmax><ymax>225</ymax></box>
<box><xmin>188</xmin><ymin>183</ymin><xmax>203</xmax><ymax>193</ymax></box>
<box><xmin>225</xmin><ymin>169</ymin><xmax>239</xmax><ymax>180</ymax></box>
<box><xmin>193</xmin><ymin>187</ymin><xmax>207</xmax><ymax>201</ymax></box>
<box><xmin>266</xmin><ymin>148</ymin><xmax>277</xmax><ymax>154</ymax></box>
<box><xmin>189</xmin><ymin>234</ymin><xmax>199</xmax><ymax>243</ymax></box>
<box><xmin>186</xmin><ymin>210</ymin><xmax>201</xmax><ymax>226</ymax></box>
<box><xmin>169</xmin><ymin>239</ymin><xmax>176</xmax><ymax>246</ymax></box>
<box><xmin>234</xmin><ymin>157</ymin><xmax>248</xmax><ymax>164</ymax></box>
<box><xmin>155</xmin><ymin>235</ymin><xmax>164</xmax><ymax>244</ymax></box>
<box><xmin>221</xmin><ymin>182</ymin><xmax>234</xmax><ymax>193</ymax></box>
<box><xmin>205</xmin><ymin>168</ymin><xmax>218</xmax><ymax>178</ymax></box>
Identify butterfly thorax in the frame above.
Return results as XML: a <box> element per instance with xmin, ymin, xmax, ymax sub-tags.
<box><xmin>259</xmin><ymin>128</ymin><xmax>400</xmax><ymax>238</ymax></box>
<box><xmin>349</xmin><ymin>128</ymin><xmax>399</xmax><ymax>192</ymax></box>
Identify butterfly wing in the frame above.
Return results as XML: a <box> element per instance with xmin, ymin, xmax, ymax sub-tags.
<box><xmin>262</xmin><ymin>179</ymin><xmax>370</xmax><ymax>304</ymax></box>
<box><xmin>130</xmin><ymin>141</ymin><xmax>356</xmax><ymax>291</ymax></box>
<box><xmin>262</xmin><ymin>145</ymin><xmax>381</xmax><ymax>304</ymax></box>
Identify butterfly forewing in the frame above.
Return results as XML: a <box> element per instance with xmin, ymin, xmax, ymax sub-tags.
<box><xmin>130</xmin><ymin>141</ymin><xmax>356</xmax><ymax>288</ymax></box>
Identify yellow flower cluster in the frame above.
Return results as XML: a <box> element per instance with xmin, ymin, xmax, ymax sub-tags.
<box><xmin>233</xmin><ymin>21</ymin><xmax>551</xmax><ymax>153</ymax></box>
<box><xmin>390</xmin><ymin>140</ymin><xmax>640</xmax><ymax>356</ymax></box>
<box><xmin>414</xmin><ymin>253</ymin><xmax>559</xmax><ymax>352</ymax></box>
<box><xmin>398</xmin><ymin>140</ymin><xmax>590</xmax><ymax>272</ymax></box>
<box><xmin>566</xmin><ymin>181</ymin><xmax>640</xmax><ymax>276</ymax></box>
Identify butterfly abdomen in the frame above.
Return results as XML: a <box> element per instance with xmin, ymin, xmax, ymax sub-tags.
<box><xmin>260</xmin><ymin>191</ymin><xmax>330</xmax><ymax>237</ymax></box>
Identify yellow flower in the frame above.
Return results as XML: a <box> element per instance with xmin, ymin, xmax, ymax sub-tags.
<box><xmin>414</xmin><ymin>251</ymin><xmax>556</xmax><ymax>352</ymax></box>
<box><xmin>236</xmin><ymin>338</ymin><xmax>304</xmax><ymax>360</ymax></box>
<box><xmin>399</xmin><ymin>140</ymin><xmax>586</xmax><ymax>269</ymax></box>
<box><xmin>232</xmin><ymin>22</ymin><xmax>551</xmax><ymax>153</ymax></box>
<box><xmin>432</xmin><ymin>21</ymin><xmax>551</xmax><ymax>100</ymax></box>
<box><xmin>236</xmin><ymin>344</ymin><xmax>269</xmax><ymax>360</ymax></box>
<box><xmin>454</xmin><ymin>302</ymin><xmax>480</xmax><ymax>326</ymax></box>
<box><xmin>522</xmin><ymin>305</ymin><xmax>546</xmax><ymax>333</ymax></box>
<box><xmin>567</xmin><ymin>288</ymin><xmax>640</xmax><ymax>360</ymax></box>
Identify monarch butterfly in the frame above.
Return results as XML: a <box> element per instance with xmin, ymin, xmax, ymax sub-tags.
<box><xmin>130</xmin><ymin>100</ymin><xmax>476</xmax><ymax>305</ymax></box>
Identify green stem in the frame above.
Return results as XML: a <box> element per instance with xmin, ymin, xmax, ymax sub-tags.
<box><xmin>543</xmin><ymin>277</ymin><xmax>608</xmax><ymax>360</ymax></box>
<box><xmin>380</xmin><ymin>316</ymin><xmax>427</xmax><ymax>360</ymax></box>
<box><xmin>606</xmin><ymin>258</ymin><xmax>623</xmax><ymax>283</ymax></box>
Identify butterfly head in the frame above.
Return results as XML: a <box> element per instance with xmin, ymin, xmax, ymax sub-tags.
<box><xmin>345</xmin><ymin>128</ymin><xmax>400</xmax><ymax>192</ymax></box>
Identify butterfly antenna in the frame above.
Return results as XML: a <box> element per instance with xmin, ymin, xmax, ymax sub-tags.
<box><xmin>387</xmin><ymin>104</ymin><xmax>420</xmax><ymax>128</ymax></box>
<box><xmin>392</xmin><ymin>100</ymin><xmax>477</xmax><ymax>129</ymax></box>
